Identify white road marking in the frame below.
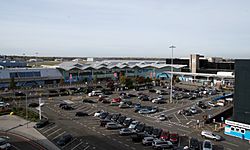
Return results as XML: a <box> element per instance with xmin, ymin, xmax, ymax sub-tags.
<box><xmin>186</xmin><ymin>120</ymin><xmax>193</xmax><ymax>125</ymax></box>
<box><xmin>52</xmin><ymin>131</ymin><xmax>66</xmax><ymax>140</ymax></box>
<box><xmin>47</xmin><ymin>128</ymin><xmax>62</xmax><ymax>137</ymax></box>
<box><xmin>71</xmin><ymin>141</ymin><xmax>83</xmax><ymax>150</ymax></box>
<box><xmin>174</xmin><ymin>114</ymin><xmax>181</xmax><ymax>123</ymax></box>
<box><xmin>62</xmin><ymin>138</ymin><xmax>77</xmax><ymax>149</ymax></box>
<box><xmin>182</xmin><ymin>114</ymin><xmax>188</xmax><ymax>120</ymax></box>
<box><xmin>43</xmin><ymin>125</ymin><xmax>58</xmax><ymax>134</ymax></box>
<box><xmin>83</xmin><ymin>145</ymin><xmax>90</xmax><ymax>150</ymax></box>
<box><xmin>11</xmin><ymin>144</ymin><xmax>21</xmax><ymax>150</ymax></box>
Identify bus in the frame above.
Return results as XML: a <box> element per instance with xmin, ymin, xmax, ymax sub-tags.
<box><xmin>224</xmin><ymin>120</ymin><xmax>250</xmax><ymax>140</ymax></box>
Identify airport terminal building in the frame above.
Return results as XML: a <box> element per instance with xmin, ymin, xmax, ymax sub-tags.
<box><xmin>57</xmin><ymin>61</ymin><xmax>187</xmax><ymax>83</ymax></box>
<box><xmin>0</xmin><ymin>68</ymin><xmax>62</xmax><ymax>88</ymax></box>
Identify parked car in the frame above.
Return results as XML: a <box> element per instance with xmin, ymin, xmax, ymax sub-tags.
<box><xmin>144</xmin><ymin>126</ymin><xmax>154</xmax><ymax>135</ymax></box>
<box><xmin>201</xmin><ymin>131</ymin><xmax>222</xmax><ymax>141</ymax></box>
<box><xmin>197</xmin><ymin>101</ymin><xmax>207</xmax><ymax>109</ymax></box>
<box><xmin>207</xmin><ymin>101</ymin><xmax>219</xmax><ymax>107</ymax></box>
<box><xmin>0</xmin><ymin>102</ymin><xmax>9</xmax><ymax>108</ymax></box>
<box><xmin>82</xmin><ymin>99</ymin><xmax>96</xmax><ymax>103</ymax></box>
<box><xmin>142</xmin><ymin>136</ymin><xmax>154</xmax><ymax>146</ymax></box>
<box><xmin>189</xmin><ymin>106</ymin><xmax>197</xmax><ymax>114</ymax></box>
<box><xmin>57</xmin><ymin>134</ymin><xmax>73</xmax><ymax>146</ymax></box>
<box><xmin>152</xmin><ymin>139</ymin><xmax>173</xmax><ymax>149</ymax></box>
<box><xmin>170</xmin><ymin>133</ymin><xmax>179</xmax><ymax>144</ymax></box>
<box><xmin>158</xmin><ymin>114</ymin><xmax>166</xmax><ymax>121</ymax></box>
<box><xmin>189</xmin><ymin>137</ymin><xmax>200</xmax><ymax>150</ymax></box>
<box><xmin>123</xmin><ymin>118</ymin><xmax>133</xmax><ymax>127</ymax></box>
<box><xmin>119</xmin><ymin>128</ymin><xmax>134</xmax><ymax>136</ymax></box>
<box><xmin>138</xmin><ymin>109</ymin><xmax>151</xmax><ymax>114</ymax></box>
<box><xmin>35</xmin><ymin>119</ymin><xmax>49</xmax><ymax>128</ymax></box>
<box><xmin>61</xmin><ymin>105</ymin><xmax>74</xmax><ymax>110</ymax></box>
<box><xmin>99</xmin><ymin>112</ymin><xmax>109</xmax><ymax>119</ymax></box>
<box><xmin>134</xmin><ymin>123</ymin><xmax>145</xmax><ymax>133</ymax></box>
<box><xmin>0</xmin><ymin>137</ymin><xmax>11</xmax><ymax>150</ymax></box>
<box><xmin>152</xmin><ymin>97</ymin><xmax>166</xmax><ymax>104</ymax></box>
<box><xmin>134</xmin><ymin>103</ymin><xmax>142</xmax><ymax>112</ymax></box>
<box><xmin>139</xmin><ymin>95</ymin><xmax>150</xmax><ymax>101</ymax></box>
<box><xmin>94</xmin><ymin>110</ymin><xmax>104</xmax><ymax>117</ymax></box>
<box><xmin>112</xmin><ymin>98</ymin><xmax>122</xmax><ymax>103</ymax></box>
<box><xmin>100</xmin><ymin>119</ymin><xmax>111</xmax><ymax>127</ymax></box>
<box><xmin>202</xmin><ymin>140</ymin><xmax>212</xmax><ymax>150</ymax></box>
<box><xmin>28</xmin><ymin>103</ymin><xmax>39</xmax><ymax>107</ymax></box>
<box><xmin>106</xmin><ymin>122</ymin><xmax>122</xmax><ymax>130</ymax></box>
<box><xmin>111</xmin><ymin>114</ymin><xmax>121</xmax><ymax>122</ymax></box>
<box><xmin>152</xmin><ymin>128</ymin><xmax>162</xmax><ymax>138</ymax></box>
<box><xmin>160</xmin><ymin>131</ymin><xmax>170</xmax><ymax>140</ymax></box>
<box><xmin>127</xmin><ymin>93</ymin><xmax>136</xmax><ymax>97</ymax></box>
<box><xmin>88</xmin><ymin>90</ymin><xmax>103</xmax><ymax>97</ymax></box>
<box><xmin>75</xmin><ymin>111</ymin><xmax>88</xmax><ymax>117</ymax></box>
<box><xmin>101</xmin><ymin>98</ymin><xmax>111</xmax><ymax>104</ymax></box>
<box><xmin>129</xmin><ymin>121</ymin><xmax>139</xmax><ymax>129</ymax></box>
<box><xmin>131</xmin><ymin>132</ymin><xmax>151</xmax><ymax>143</ymax></box>
<box><xmin>116</xmin><ymin>116</ymin><xmax>127</xmax><ymax>125</ymax></box>
<box><xmin>119</xmin><ymin>102</ymin><xmax>130</xmax><ymax>108</ymax></box>
<box><xmin>59</xmin><ymin>103</ymin><xmax>67</xmax><ymax>108</ymax></box>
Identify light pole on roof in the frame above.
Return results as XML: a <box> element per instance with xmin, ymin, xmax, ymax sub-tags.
<box><xmin>169</xmin><ymin>45</ymin><xmax>176</xmax><ymax>103</ymax></box>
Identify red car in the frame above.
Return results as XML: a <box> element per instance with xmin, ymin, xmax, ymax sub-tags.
<box><xmin>170</xmin><ymin>133</ymin><xmax>179</xmax><ymax>144</ymax></box>
<box><xmin>160</xmin><ymin>131</ymin><xmax>170</xmax><ymax>140</ymax></box>
<box><xmin>112</xmin><ymin>98</ymin><xmax>122</xmax><ymax>103</ymax></box>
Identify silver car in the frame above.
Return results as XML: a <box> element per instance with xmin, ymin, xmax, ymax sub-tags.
<box><xmin>202</xmin><ymin>140</ymin><xmax>212</xmax><ymax>150</ymax></box>
<box><xmin>119</xmin><ymin>128</ymin><xmax>134</xmax><ymax>136</ymax></box>
<box><xmin>201</xmin><ymin>130</ymin><xmax>222</xmax><ymax>141</ymax></box>
<box><xmin>0</xmin><ymin>137</ymin><xmax>11</xmax><ymax>150</ymax></box>
<box><xmin>142</xmin><ymin>137</ymin><xmax>154</xmax><ymax>146</ymax></box>
<box><xmin>152</xmin><ymin>139</ymin><xmax>173</xmax><ymax>149</ymax></box>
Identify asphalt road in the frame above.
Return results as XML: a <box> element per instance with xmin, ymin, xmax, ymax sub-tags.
<box><xmin>16</xmin><ymin>85</ymin><xmax>250</xmax><ymax>150</ymax></box>
<box><xmin>0</xmin><ymin>131</ymin><xmax>46</xmax><ymax>150</ymax></box>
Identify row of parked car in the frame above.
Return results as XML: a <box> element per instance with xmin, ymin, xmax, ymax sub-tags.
<box><xmin>95</xmin><ymin>110</ymin><xmax>178</xmax><ymax>149</ymax></box>
<box><xmin>94</xmin><ymin>109</ymin><xmax>223</xmax><ymax>150</ymax></box>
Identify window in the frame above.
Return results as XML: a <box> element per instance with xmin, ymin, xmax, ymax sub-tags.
<box><xmin>231</xmin><ymin>127</ymin><xmax>235</xmax><ymax>131</ymax></box>
<box><xmin>241</xmin><ymin>129</ymin><xmax>245</xmax><ymax>134</ymax></box>
<box><xmin>236</xmin><ymin>128</ymin><xmax>240</xmax><ymax>132</ymax></box>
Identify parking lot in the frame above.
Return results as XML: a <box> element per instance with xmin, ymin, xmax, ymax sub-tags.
<box><xmin>23</xmin><ymin>83</ymin><xmax>237</xmax><ymax>149</ymax></box>
<box><xmin>10</xmin><ymin>82</ymin><xmax>249</xmax><ymax>150</ymax></box>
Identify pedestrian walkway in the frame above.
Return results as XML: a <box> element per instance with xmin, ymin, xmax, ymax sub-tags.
<box><xmin>0</xmin><ymin>115</ymin><xmax>60</xmax><ymax>150</ymax></box>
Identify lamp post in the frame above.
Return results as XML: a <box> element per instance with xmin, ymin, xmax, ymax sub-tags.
<box><xmin>169</xmin><ymin>45</ymin><xmax>176</xmax><ymax>103</ymax></box>
<box><xmin>35</xmin><ymin>52</ymin><xmax>38</xmax><ymax>67</ymax></box>
<box><xmin>25</xmin><ymin>93</ymin><xmax>28</xmax><ymax>128</ymax></box>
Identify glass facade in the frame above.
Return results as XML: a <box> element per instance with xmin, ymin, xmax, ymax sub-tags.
<box><xmin>10</xmin><ymin>71</ymin><xmax>41</xmax><ymax>78</ymax></box>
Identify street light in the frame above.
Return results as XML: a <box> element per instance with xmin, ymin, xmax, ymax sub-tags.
<box><xmin>169</xmin><ymin>45</ymin><xmax>176</xmax><ymax>103</ymax></box>
<box><xmin>35</xmin><ymin>52</ymin><xmax>38</xmax><ymax>67</ymax></box>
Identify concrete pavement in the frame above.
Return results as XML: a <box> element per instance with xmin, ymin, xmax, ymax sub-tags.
<box><xmin>0</xmin><ymin>115</ymin><xmax>60</xmax><ymax>150</ymax></box>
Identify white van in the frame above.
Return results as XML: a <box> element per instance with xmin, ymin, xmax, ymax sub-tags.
<box><xmin>88</xmin><ymin>90</ymin><xmax>103</xmax><ymax>97</ymax></box>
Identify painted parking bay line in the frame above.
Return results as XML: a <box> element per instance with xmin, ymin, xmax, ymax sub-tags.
<box><xmin>62</xmin><ymin>138</ymin><xmax>77</xmax><ymax>149</ymax></box>
<box><xmin>43</xmin><ymin>125</ymin><xmax>58</xmax><ymax>134</ymax></box>
<box><xmin>83</xmin><ymin>145</ymin><xmax>90</xmax><ymax>150</ymax></box>
<box><xmin>52</xmin><ymin>131</ymin><xmax>66</xmax><ymax>140</ymax></box>
<box><xmin>47</xmin><ymin>128</ymin><xmax>62</xmax><ymax>137</ymax></box>
<box><xmin>71</xmin><ymin>141</ymin><xmax>84</xmax><ymax>150</ymax></box>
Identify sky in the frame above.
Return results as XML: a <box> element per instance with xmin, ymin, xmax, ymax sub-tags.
<box><xmin>0</xmin><ymin>0</ymin><xmax>250</xmax><ymax>58</ymax></box>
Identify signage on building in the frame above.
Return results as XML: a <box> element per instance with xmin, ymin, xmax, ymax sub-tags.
<box><xmin>225</xmin><ymin>120</ymin><xmax>250</xmax><ymax>129</ymax></box>
<box><xmin>114</xmin><ymin>72</ymin><xmax>117</xmax><ymax>78</ymax></box>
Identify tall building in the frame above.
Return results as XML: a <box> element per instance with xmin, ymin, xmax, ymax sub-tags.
<box><xmin>189</xmin><ymin>54</ymin><xmax>202</xmax><ymax>73</ymax></box>
<box><xmin>233</xmin><ymin>60</ymin><xmax>250</xmax><ymax>124</ymax></box>
<box><xmin>224</xmin><ymin>59</ymin><xmax>250</xmax><ymax>140</ymax></box>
